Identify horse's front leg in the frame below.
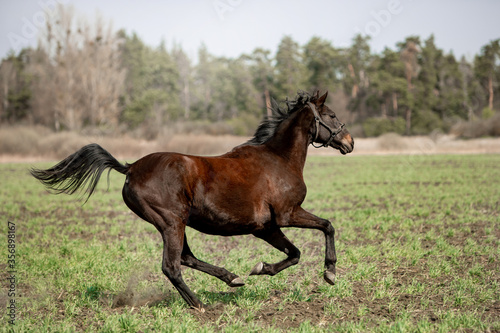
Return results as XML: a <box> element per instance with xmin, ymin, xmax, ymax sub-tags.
<box><xmin>278</xmin><ymin>207</ymin><xmax>337</xmax><ymax>285</ymax></box>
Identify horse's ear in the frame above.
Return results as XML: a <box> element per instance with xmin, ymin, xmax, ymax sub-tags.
<box><xmin>315</xmin><ymin>91</ymin><xmax>328</xmax><ymax>106</ymax></box>
<box><xmin>312</xmin><ymin>90</ymin><xmax>320</xmax><ymax>100</ymax></box>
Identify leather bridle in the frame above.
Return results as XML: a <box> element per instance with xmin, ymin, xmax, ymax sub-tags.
<box><xmin>309</xmin><ymin>103</ymin><xmax>345</xmax><ymax>148</ymax></box>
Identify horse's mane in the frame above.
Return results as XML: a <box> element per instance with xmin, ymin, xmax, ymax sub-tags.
<box><xmin>245</xmin><ymin>91</ymin><xmax>311</xmax><ymax>146</ymax></box>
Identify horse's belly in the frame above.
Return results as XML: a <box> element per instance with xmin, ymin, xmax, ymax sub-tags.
<box><xmin>187</xmin><ymin>204</ymin><xmax>271</xmax><ymax>236</ymax></box>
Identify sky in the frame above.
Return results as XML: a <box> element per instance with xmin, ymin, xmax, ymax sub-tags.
<box><xmin>1</xmin><ymin>0</ymin><xmax>499</xmax><ymax>62</ymax></box>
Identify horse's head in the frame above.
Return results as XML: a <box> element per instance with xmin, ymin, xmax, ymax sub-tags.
<box><xmin>309</xmin><ymin>91</ymin><xmax>354</xmax><ymax>155</ymax></box>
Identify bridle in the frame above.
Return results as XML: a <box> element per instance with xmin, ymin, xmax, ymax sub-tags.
<box><xmin>309</xmin><ymin>103</ymin><xmax>345</xmax><ymax>148</ymax></box>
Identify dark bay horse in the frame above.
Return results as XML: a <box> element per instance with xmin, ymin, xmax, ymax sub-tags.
<box><xmin>31</xmin><ymin>91</ymin><xmax>354</xmax><ymax>309</ymax></box>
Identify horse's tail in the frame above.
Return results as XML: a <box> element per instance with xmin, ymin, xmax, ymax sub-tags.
<box><xmin>30</xmin><ymin>143</ymin><xmax>129</xmax><ymax>202</ymax></box>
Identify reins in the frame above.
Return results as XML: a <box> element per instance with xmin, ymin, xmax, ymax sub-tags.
<box><xmin>309</xmin><ymin>103</ymin><xmax>345</xmax><ymax>148</ymax></box>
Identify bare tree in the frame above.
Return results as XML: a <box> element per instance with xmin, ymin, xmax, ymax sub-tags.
<box><xmin>0</xmin><ymin>60</ymin><xmax>15</xmax><ymax>122</ymax></box>
<box><xmin>29</xmin><ymin>5</ymin><xmax>125</xmax><ymax>131</ymax></box>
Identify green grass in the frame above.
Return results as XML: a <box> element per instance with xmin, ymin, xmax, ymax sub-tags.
<box><xmin>1</xmin><ymin>154</ymin><xmax>499</xmax><ymax>332</ymax></box>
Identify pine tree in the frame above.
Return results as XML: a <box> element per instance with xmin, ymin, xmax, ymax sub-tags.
<box><xmin>345</xmin><ymin>34</ymin><xmax>372</xmax><ymax>99</ymax></box>
<box><xmin>474</xmin><ymin>39</ymin><xmax>500</xmax><ymax>115</ymax></box>
<box><xmin>303</xmin><ymin>37</ymin><xmax>340</xmax><ymax>92</ymax></box>
<box><xmin>120</xmin><ymin>32</ymin><xmax>181</xmax><ymax>135</ymax></box>
<box><xmin>369</xmin><ymin>48</ymin><xmax>408</xmax><ymax>119</ymax></box>
<box><xmin>275</xmin><ymin>36</ymin><xmax>307</xmax><ymax>98</ymax></box>
<box><xmin>0</xmin><ymin>49</ymin><xmax>32</xmax><ymax>123</ymax></box>
<box><xmin>243</xmin><ymin>48</ymin><xmax>274</xmax><ymax>116</ymax></box>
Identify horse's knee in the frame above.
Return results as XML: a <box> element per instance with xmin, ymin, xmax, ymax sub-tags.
<box><xmin>323</xmin><ymin>219</ymin><xmax>334</xmax><ymax>236</ymax></box>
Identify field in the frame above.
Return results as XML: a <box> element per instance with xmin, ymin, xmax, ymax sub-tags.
<box><xmin>1</xmin><ymin>153</ymin><xmax>499</xmax><ymax>332</ymax></box>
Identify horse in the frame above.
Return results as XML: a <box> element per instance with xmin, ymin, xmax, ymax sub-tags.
<box><xmin>31</xmin><ymin>90</ymin><xmax>354</xmax><ymax>310</ymax></box>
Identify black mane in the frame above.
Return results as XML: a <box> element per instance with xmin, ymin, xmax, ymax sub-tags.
<box><xmin>246</xmin><ymin>91</ymin><xmax>311</xmax><ymax>146</ymax></box>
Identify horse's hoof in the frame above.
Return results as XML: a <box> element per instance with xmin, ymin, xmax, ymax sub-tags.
<box><xmin>191</xmin><ymin>304</ymin><xmax>206</xmax><ymax>313</ymax></box>
<box><xmin>324</xmin><ymin>271</ymin><xmax>336</xmax><ymax>285</ymax></box>
<box><xmin>249</xmin><ymin>262</ymin><xmax>264</xmax><ymax>275</ymax></box>
<box><xmin>228</xmin><ymin>277</ymin><xmax>245</xmax><ymax>287</ymax></box>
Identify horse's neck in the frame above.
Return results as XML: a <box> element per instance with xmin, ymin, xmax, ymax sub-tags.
<box><xmin>265</xmin><ymin>109</ymin><xmax>312</xmax><ymax>170</ymax></box>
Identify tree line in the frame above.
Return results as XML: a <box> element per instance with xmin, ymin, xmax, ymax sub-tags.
<box><xmin>1</xmin><ymin>5</ymin><xmax>499</xmax><ymax>137</ymax></box>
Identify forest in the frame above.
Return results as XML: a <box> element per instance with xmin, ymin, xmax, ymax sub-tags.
<box><xmin>1</xmin><ymin>5</ymin><xmax>499</xmax><ymax>139</ymax></box>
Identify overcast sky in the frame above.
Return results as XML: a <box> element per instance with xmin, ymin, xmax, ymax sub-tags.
<box><xmin>1</xmin><ymin>0</ymin><xmax>499</xmax><ymax>61</ymax></box>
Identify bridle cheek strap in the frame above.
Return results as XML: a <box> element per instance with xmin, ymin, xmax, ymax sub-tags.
<box><xmin>309</xmin><ymin>103</ymin><xmax>345</xmax><ymax>148</ymax></box>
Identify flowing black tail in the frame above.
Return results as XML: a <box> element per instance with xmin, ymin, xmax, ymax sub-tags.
<box><xmin>30</xmin><ymin>143</ymin><xmax>129</xmax><ymax>201</ymax></box>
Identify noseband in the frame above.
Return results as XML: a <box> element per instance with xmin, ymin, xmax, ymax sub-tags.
<box><xmin>309</xmin><ymin>103</ymin><xmax>345</xmax><ymax>148</ymax></box>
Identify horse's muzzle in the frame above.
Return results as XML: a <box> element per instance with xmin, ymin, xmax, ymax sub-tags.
<box><xmin>338</xmin><ymin>133</ymin><xmax>354</xmax><ymax>155</ymax></box>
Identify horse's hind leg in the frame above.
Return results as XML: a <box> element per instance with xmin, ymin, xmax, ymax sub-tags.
<box><xmin>160</xmin><ymin>225</ymin><xmax>205</xmax><ymax>309</ymax></box>
<box><xmin>181</xmin><ymin>235</ymin><xmax>245</xmax><ymax>287</ymax></box>
<box><xmin>250</xmin><ymin>228</ymin><xmax>301</xmax><ymax>276</ymax></box>
<box><xmin>154</xmin><ymin>213</ymin><xmax>204</xmax><ymax>309</ymax></box>
<box><xmin>123</xmin><ymin>192</ymin><xmax>203</xmax><ymax>307</ymax></box>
